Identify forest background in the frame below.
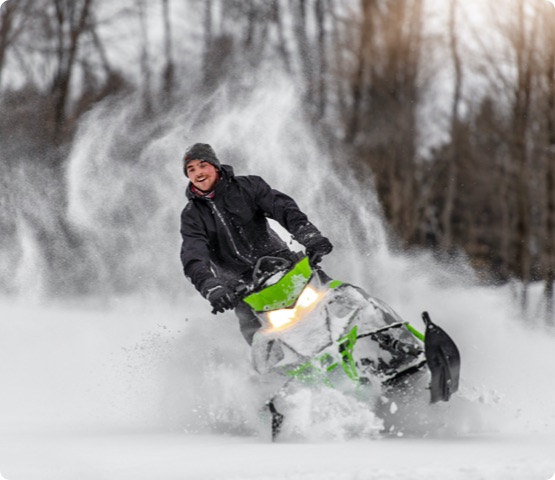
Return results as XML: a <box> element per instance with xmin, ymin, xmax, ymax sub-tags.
<box><xmin>1</xmin><ymin>0</ymin><xmax>554</xmax><ymax>325</ymax></box>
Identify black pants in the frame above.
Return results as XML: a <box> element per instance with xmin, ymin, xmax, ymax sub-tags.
<box><xmin>234</xmin><ymin>302</ymin><xmax>262</xmax><ymax>345</ymax></box>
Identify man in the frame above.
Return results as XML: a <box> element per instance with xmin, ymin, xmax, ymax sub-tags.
<box><xmin>180</xmin><ymin>143</ymin><xmax>333</xmax><ymax>344</ymax></box>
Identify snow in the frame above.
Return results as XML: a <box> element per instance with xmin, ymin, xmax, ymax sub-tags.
<box><xmin>0</xmin><ymin>430</ymin><xmax>554</xmax><ymax>479</ymax></box>
<box><xmin>0</xmin><ymin>293</ymin><xmax>554</xmax><ymax>480</ymax></box>
<box><xmin>2</xmin><ymin>54</ymin><xmax>555</xmax><ymax>480</ymax></box>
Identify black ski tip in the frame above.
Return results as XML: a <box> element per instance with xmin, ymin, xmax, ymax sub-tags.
<box><xmin>422</xmin><ymin>312</ymin><xmax>461</xmax><ymax>403</ymax></box>
<box><xmin>267</xmin><ymin>401</ymin><xmax>284</xmax><ymax>441</ymax></box>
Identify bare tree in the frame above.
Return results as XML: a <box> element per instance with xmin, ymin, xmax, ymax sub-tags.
<box><xmin>292</xmin><ymin>0</ymin><xmax>315</xmax><ymax>106</ymax></box>
<box><xmin>48</xmin><ymin>0</ymin><xmax>94</xmax><ymax>143</ymax></box>
<box><xmin>510</xmin><ymin>0</ymin><xmax>541</xmax><ymax>309</ymax></box>
<box><xmin>136</xmin><ymin>0</ymin><xmax>152</xmax><ymax>114</ymax></box>
<box><xmin>440</xmin><ymin>0</ymin><xmax>463</xmax><ymax>252</ymax></box>
<box><xmin>334</xmin><ymin>0</ymin><xmax>425</xmax><ymax>245</ymax></box>
<box><xmin>161</xmin><ymin>0</ymin><xmax>175</xmax><ymax>101</ymax></box>
<box><xmin>0</xmin><ymin>0</ymin><xmax>34</xmax><ymax>88</ymax></box>
<box><xmin>270</xmin><ymin>0</ymin><xmax>291</xmax><ymax>74</ymax></box>
<box><xmin>314</xmin><ymin>0</ymin><xmax>327</xmax><ymax>119</ymax></box>
<box><xmin>540</xmin><ymin>1</ymin><xmax>555</xmax><ymax>322</ymax></box>
<box><xmin>0</xmin><ymin>0</ymin><xmax>15</xmax><ymax>86</ymax></box>
<box><xmin>344</xmin><ymin>0</ymin><xmax>376</xmax><ymax>144</ymax></box>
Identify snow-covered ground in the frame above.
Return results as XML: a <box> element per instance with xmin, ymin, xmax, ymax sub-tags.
<box><xmin>1</xmin><ymin>429</ymin><xmax>554</xmax><ymax>479</ymax></box>
<box><xmin>1</xmin><ymin>283</ymin><xmax>554</xmax><ymax>479</ymax></box>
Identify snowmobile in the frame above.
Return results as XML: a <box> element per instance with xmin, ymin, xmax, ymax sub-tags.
<box><xmin>233</xmin><ymin>253</ymin><xmax>461</xmax><ymax>440</ymax></box>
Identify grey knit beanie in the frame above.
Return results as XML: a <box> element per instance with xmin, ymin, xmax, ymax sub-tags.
<box><xmin>183</xmin><ymin>143</ymin><xmax>221</xmax><ymax>176</ymax></box>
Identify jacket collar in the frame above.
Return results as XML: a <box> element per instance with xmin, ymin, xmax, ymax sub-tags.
<box><xmin>186</xmin><ymin>164</ymin><xmax>234</xmax><ymax>200</ymax></box>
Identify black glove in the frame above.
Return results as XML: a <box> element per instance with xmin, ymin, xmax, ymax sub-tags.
<box><xmin>304</xmin><ymin>235</ymin><xmax>333</xmax><ymax>264</ymax></box>
<box><xmin>205</xmin><ymin>283</ymin><xmax>238</xmax><ymax>314</ymax></box>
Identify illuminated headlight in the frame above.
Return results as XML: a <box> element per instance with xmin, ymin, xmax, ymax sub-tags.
<box><xmin>297</xmin><ymin>286</ymin><xmax>318</xmax><ymax>307</ymax></box>
<box><xmin>268</xmin><ymin>309</ymin><xmax>296</xmax><ymax>329</ymax></box>
<box><xmin>267</xmin><ymin>286</ymin><xmax>320</xmax><ymax>329</ymax></box>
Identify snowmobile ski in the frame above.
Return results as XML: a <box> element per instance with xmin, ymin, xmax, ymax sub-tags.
<box><xmin>422</xmin><ymin>311</ymin><xmax>461</xmax><ymax>403</ymax></box>
<box><xmin>267</xmin><ymin>400</ymin><xmax>284</xmax><ymax>441</ymax></box>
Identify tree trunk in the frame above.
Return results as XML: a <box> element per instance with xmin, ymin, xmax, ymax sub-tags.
<box><xmin>271</xmin><ymin>0</ymin><xmax>291</xmax><ymax>74</ymax></box>
<box><xmin>314</xmin><ymin>0</ymin><xmax>326</xmax><ymax>119</ymax></box>
<box><xmin>137</xmin><ymin>0</ymin><xmax>152</xmax><ymax>115</ymax></box>
<box><xmin>345</xmin><ymin>0</ymin><xmax>375</xmax><ymax>143</ymax></box>
<box><xmin>293</xmin><ymin>0</ymin><xmax>314</xmax><ymax>106</ymax></box>
<box><xmin>50</xmin><ymin>0</ymin><xmax>93</xmax><ymax>144</ymax></box>
<box><xmin>543</xmin><ymin>5</ymin><xmax>555</xmax><ymax>324</ymax></box>
<box><xmin>441</xmin><ymin>0</ymin><xmax>463</xmax><ymax>253</ymax></box>
<box><xmin>545</xmin><ymin>154</ymin><xmax>555</xmax><ymax>322</ymax></box>
<box><xmin>161</xmin><ymin>0</ymin><xmax>174</xmax><ymax>101</ymax></box>
<box><xmin>0</xmin><ymin>1</ymin><xmax>15</xmax><ymax>86</ymax></box>
<box><xmin>512</xmin><ymin>0</ymin><xmax>538</xmax><ymax>312</ymax></box>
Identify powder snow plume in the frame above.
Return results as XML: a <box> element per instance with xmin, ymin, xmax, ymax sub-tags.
<box><xmin>1</xmin><ymin>76</ymin><xmax>555</xmax><ymax>444</ymax></box>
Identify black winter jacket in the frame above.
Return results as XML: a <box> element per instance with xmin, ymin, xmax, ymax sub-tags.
<box><xmin>180</xmin><ymin>165</ymin><xmax>322</xmax><ymax>295</ymax></box>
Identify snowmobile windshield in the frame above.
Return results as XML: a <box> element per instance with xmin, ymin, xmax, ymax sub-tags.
<box><xmin>244</xmin><ymin>257</ymin><xmax>313</xmax><ymax>312</ymax></box>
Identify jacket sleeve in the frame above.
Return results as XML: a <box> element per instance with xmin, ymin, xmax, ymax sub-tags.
<box><xmin>249</xmin><ymin>176</ymin><xmax>324</xmax><ymax>245</ymax></box>
<box><xmin>180</xmin><ymin>205</ymin><xmax>216</xmax><ymax>295</ymax></box>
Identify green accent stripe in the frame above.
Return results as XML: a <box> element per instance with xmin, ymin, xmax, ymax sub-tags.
<box><xmin>329</xmin><ymin>280</ymin><xmax>343</xmax><ymax>289</ymax></box>
<box><xmin>286</xmin><ymin>327</ymin><xmax>360</xmax><ymax>387</ymax></box>
<box><xmin>405</xmin><ymin>322</ymin><xmax>425</xmax><ymax>342</ymax></box>
<box><xmin>338</xmin><ymin>325</ymin><xmax>359</xmax><ymax>381</ymax></box>
<box><xmin>243</xmin><ymin>257</ymin><xmax>313</xmax><ymax>311</ymax></box>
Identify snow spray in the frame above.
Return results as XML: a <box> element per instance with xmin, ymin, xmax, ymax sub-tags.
<box><xmin>1</xmin><ymin>76</ymin><xmax>554</xmax><ymax>441</ymax></box>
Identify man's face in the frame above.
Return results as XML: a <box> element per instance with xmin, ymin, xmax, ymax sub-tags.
<box><xmin>186</xmin><ymin>159</ymin><xmax>220</xmax><ymax>192</ymax></box>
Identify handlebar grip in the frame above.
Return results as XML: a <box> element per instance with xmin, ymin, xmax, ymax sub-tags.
<box><xmin>234</xmin><ymin>283</ymin><xmax>250</xmax><ymax>298</ymax></box>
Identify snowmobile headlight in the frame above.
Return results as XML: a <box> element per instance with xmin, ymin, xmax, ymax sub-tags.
<box><xmin>297</xmin><ymin>286</ymin><xmax>318</xmax><ymax>307</ymax></box>
<box><xmin>268</xmin><ymin>308</ymin><xmax>297</xmax><ymax>329</ymax></box>
<box><xmin>267</xmin><ymin>286</ymin><xmax>320</xmax><ymax>330</ymax></box>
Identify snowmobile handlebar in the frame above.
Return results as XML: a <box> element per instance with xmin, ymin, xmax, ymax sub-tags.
<box><xmin>232</xmin><ymin>252</ymin><xmax>314</xmax><ymax>301</ymax></box>
<box><xmin>210</xmin><ymin>255</ymin><xmax>302</xmax><ymax>314</ymax></box>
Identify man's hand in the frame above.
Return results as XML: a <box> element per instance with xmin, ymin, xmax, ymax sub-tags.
<box><xmin>205</xmin><ymin>283</ymin><xmax>238</xmax><ymax>314</ymax></box>
<box><xmin>305</xmin><ymin>235</ymin><xmax>333</xmax><ymax>264</ymax></box>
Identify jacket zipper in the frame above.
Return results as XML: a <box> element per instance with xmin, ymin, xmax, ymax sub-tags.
<box><xmin>208</xmin><ymin>199</ymin><xmax>253</xmax><ymax>265</ymax></box>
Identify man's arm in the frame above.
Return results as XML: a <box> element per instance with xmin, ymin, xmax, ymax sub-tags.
<box><xmin>249</xmin><ymin>176</ymin><xmax>333</xmax><ymax>258</ymax></box>
<box><xmin>180</xmin><ymin>211</ymin><xmax>238</xmax><ymax>313</ymax></box>
<box><xmin>180</xmin><ymin>207</ymin><xmax>217</xmax><ymax>294</ymax></box>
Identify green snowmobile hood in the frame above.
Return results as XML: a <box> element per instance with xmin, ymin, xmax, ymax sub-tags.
<box><xmin>244</xmin><ymin>257</ymin><xmax>313</xmax><ymax>312</ymax></box>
